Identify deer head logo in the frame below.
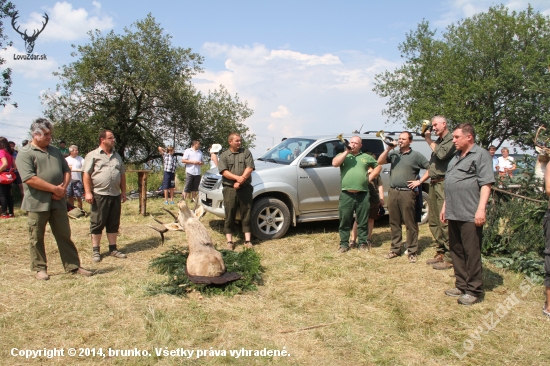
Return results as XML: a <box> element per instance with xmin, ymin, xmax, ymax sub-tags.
<box><xmin>11</xmin><ymin>11</ymin><xmax>49</xmax><ymax>54</ymax></box>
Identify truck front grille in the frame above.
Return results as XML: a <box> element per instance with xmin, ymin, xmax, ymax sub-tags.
<box><xmin>200</xmin><ymin>176</ymin><xmax>220</xmax><ymax>190</ymax></box>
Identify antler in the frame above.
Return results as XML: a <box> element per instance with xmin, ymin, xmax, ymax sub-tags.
<box><xmin>11</xmin><ymin>11</ymin><xmax>26</xmax><ymax>37</ymax></box>
<box><xmin>29</xmin><ymin>13</ymin><xmax>49</xmax><ymax>40</ymax></box>
<box><xmin>10</xmin><ymin>11</ymin><xmax>49</xmax><ymax>40</ymax></box>
<box><xmin>534</xmin><ymin>126</ymin><xmax>550</xmax><ymax>155</ymax></box>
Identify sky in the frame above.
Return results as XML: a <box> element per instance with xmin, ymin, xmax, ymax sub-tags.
<box><xmin>1</xmin><ymin>0</ymin><xmax>550</xmax><ymax>154</ymax></box>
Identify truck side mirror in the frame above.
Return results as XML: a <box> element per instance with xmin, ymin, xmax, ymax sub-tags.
<box><xmin>299</xmin><ymin>157</ymin><xmax>317</xmax><ymax>167</ymax></box>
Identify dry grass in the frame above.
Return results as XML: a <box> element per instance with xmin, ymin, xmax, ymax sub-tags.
<box><xmin>1</xmin><ymin>198</ymin><xmax>549</xmax><ymax>365</ymax></box>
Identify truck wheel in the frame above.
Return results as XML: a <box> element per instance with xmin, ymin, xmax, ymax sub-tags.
<box><xmin>251</xmin><ymin>197</ymin><xmax>291</xmax><ymax>240</ymax></box>
<box><xmin>420</xmin><ymin>191</ymin><xmax>429</xmax><ymax>225</ymax></box>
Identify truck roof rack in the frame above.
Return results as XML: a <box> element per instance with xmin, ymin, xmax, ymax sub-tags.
<box><xmin>364</xmin><ymin>130</ymin><xmax>423</xmax><ymax>136</ymax></box>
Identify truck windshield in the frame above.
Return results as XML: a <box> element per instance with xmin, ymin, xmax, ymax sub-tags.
<box><xmin>258</xmin><ymin>138</ymin><xmax>316</xmax><ymax>165</ymax></box>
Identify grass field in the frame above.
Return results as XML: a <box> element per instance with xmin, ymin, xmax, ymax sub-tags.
<box><xmin>1</xmin><ymin>197</ymin><xmax>548</xmax><ymax>365</ymax></box>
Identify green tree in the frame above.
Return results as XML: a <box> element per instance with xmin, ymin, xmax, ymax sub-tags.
<box><xmin>196</xmin><ymin>85</ymin><xmax>255</xmax><ymax>152</ymax></box>
<box><xmin>42</xmin><ymin>14</ymin><xmax>204</xmax><ymax>163</ymax></box>
<box><xmin>0</xmin><ymin>0</ymin><xmax>16</xmax><ymax>107</ymax></box>
<box><xmin>373</xmin><ymin>5</ymin><xmax>550</xmax><ymax>148</ymax></box>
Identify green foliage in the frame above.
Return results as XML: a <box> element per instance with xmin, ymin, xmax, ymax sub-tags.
<box><xmin>373</xmin><ymin>5</ymin><xmax>550</xmax><ymax>148</ymax></box>
<box><xmin>147</xmin><ymin>247</ymin><xmax>263</xmax><ymax>297</ymax></box>
<box><xmin>482</xmin><ymin>158</ymin><xmax>547</xmax><ymax>282</ymax></box>
<box><xmin>124</xmin><ymin>165</ymin><xmax>165</xmax><ymax>192</ymax></box>
<box><xmin>42</xmin><ymin>14</ymin><xmax>255</xmax><ymax>164</ymax></box>
<box><xmin>197</xmin><ymin>85</ymin><xmax>255</xmax><ymax>151</ymax></box>
<box><xmin>0</xmin><ymin>0</ymin><xmax>15</xmax><ymax>107</ymax></box>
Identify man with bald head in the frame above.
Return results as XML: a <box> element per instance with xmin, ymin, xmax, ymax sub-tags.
<box><xmin>332</xmin><ymin>136</ymin><xmax>381</xmax><ymax>253</ymax></box>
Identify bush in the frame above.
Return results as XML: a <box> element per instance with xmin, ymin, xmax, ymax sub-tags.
<box><xmin>482</xmin><ymin>156</ymin><xmax>547</xmax><ymax>283</ymax></box>
<box><xmin>147</xmin><ymin>247</ymin><xmax>263</xmax><ymax>297</ymax></box>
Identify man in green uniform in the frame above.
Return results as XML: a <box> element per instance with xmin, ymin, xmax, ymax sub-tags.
<box><xmin>217</xmin><ymin>133</ymin><xmax>255</xmax><ymax>250</ymax></box>
<box><xmin>332</xmin><ymin>136</ymin><xmax>381</xmax><ymax>253</ymax></box>
<box><xmin>16</xmin><ymin>118</ymin><xmax>92</xmax><ymax>280</ymax></box>
<box><xmin>378</xmin><ymin>132</ymin><xmax>429</xmax><ymax>263</ymax></box>
<box><xmin>423</xmin><ymin>116</ymin><xmax>456</xmax><ymax>270</ymax></box>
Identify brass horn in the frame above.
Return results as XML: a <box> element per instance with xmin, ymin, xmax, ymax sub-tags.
<box><xmin>421</xmin><ymin>120</ymin><xmax>433</xmax><ymax>137</ymax></box>
<box><xmin>376</xmin><ymin>130</ymin><xmax>396</xmax><ymax>146</ymax></box>
<box><xmin>337</xmin><ymin>133</ymin><xmax>351</xmax><ymax>150</ymax></box>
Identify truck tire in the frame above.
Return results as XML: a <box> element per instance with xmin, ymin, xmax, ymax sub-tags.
<box><xmin>420</xmin><ymin>191</ymin><xmax>429</xmax><ymax>225</ymax></box>
<box><xmin>251</xmin><ymin>197</ymin><xmax>291</xmax><ymax>240</ymax></box>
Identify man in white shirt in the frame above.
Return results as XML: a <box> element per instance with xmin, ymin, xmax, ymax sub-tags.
<box><xmin>65</xmin><ymin>145</ymin><xmax>84</xmax><ymax>209</ymax></box>
<box><xmin>182</xmin><ymin>140</ymin><xmax>203</xmax><ymax>202</ymax></box>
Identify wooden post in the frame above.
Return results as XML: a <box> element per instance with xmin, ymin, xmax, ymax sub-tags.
<box><xmin>126</xmin><ymin>170</ymin><xmax>152</xmax><ymax>216</ymax></box>
<box><xmin>138</xmin><ymin>171</ymin><xmax>147</xmax><ymax>215</ymax></box>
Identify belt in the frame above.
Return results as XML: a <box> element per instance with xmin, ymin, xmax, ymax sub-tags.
<box><xmin>343</xmin><ymin>190</ymin><xmax>366</xmax><ymax>195</ymax></box>
<box><xmin>430</xmin><ymin>177</ymin><xmax>445</xmax><ymax>184</ymax></box>
<box><xmin>390</xmin><ymin>187</ymin><xmax>411</xmax><ymax>191</ymax></box>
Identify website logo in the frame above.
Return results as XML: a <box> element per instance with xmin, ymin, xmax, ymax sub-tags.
<box><xmin>11</xmin><ymin>11</ymin><xmax>48</xmax><ymax>54</ymax></box>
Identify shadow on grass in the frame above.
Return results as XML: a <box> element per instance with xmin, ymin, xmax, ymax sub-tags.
<box><xmin>122</xmin><ymin>237</ymin><xmax>164</xmax><ymax>254</ymax></box>
<box><xmin>482</xmin><ymin>266</ymin><xmax>504</xmax><ymax>292</ymax></box>
<box><xmin>92</xmin><ymin>266</ymin><xmax>123</xmax><ymax>275</ymax></box>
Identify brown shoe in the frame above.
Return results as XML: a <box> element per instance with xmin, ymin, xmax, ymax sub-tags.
<box><xmin>359</xmin><ymin>243</ymin><xmax>369</xmax><ymax>251</ymax></box>
<box><xmin>35</xmin><ymin>270</ymin><xmax>50</xmax><ymax>281</ymax></box>
<box><xmin>244</xmin><ymin>241</ymin><xmax>254</xmax><ymax>249</ymax></box>
<box><xmin>337</xmin><ymin>246</ymin><xmax>349</xmax><ymax>253</ymax></box>
<box><xmin>72</xmin><ymin>267</ymin><xmax>93</xmax><ymax>277</ymax></box>
<box><xmin>349</xmin><ymin>241</ymin><xmax>357</xmax><ymax>249</ymax></box>
<box><xmin>226</xmin><ymin>241</ymin><xmax>235</xmax><ymax>250</ymax></box>
<box><xmin>432</xmin><ymin>261</ymin><xmax>453</xmax><ymax>270</ymax></box>
<box><xmin>426</xmin><ymin>253</ymin><xmax>444</xmax><ymax>264</ymax></box>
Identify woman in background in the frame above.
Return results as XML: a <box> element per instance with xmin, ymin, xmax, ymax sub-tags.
<box><xmin>495</xmin><ymin>147</ymin><xmax>516</xmax><ymax>177</ymax></box>
<box><xmin>210</xmin><ymin>144</ymin><xmax>222</xmax><ymax>168</ymax></box>
<box><xmin>0</xmin><ymin>137</ymin><xmax>15</xmax><ymax>218</ymax></box>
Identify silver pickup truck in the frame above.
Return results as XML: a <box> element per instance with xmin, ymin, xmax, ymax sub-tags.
<box><xmin>198</xmin><ymin>133</ymin><xmax>434</xmax><ymax>240</ymax></box>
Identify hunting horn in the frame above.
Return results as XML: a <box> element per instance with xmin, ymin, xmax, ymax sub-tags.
<box><xmin>337</xmin><ymin>133</ymin><xmax>351</xmax><ymax>150</ymax></box>
<box><xmin>376</xmin><ymin>130</ymin><xmax>396</xmax><ymax>146</ymax></box>
<box><xmin>421</xmin><ymin>120</ymin><xmax>433</xmax><ymax>137</ymax></box>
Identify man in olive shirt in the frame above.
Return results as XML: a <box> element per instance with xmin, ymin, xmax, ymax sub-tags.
<box><xmin>424</xmin><ymin>116</ymin><xmax>457</xmax><ymax>270</ymax></box>
<box><xmin>378</xmin><ymin>132</ymin><xmax>429</xmax><ymax>263</ymax></box>
<box><xmin>16</xmin><ymin>118</ymin><xmax>92</xmax><ymax>280</ymax></box>
<box><xmin>440</xmin><ymin>123</ymin><xmax>494</xmax><ymax>305</ymax></box>
<box><xmin>217</xmin><ymin>133</ymin><xmax>255</xmax><ymax>250</ymax></box>
<box><xmin>332</xmin><ymin>136</ymin><xmax>381</xmax><ymax>253</ymax></box>
<box><xmin>83</xmin><ymin>129</ymin><xmax>127</xmax><ymax>262</ymax></box>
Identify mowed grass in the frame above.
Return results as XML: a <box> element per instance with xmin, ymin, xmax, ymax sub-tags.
<box><xmin>1</xmin><ymin>197</ymin><xmax>549</xmax><ymax>365</ymax></box>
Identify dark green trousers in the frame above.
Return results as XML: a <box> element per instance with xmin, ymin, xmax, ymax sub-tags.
<box><xmin>223</xmin><ymin>184</ymin><xmax>253</xmax><ymax>234</ymax></box>
<box><xmin>388</xmin><ymin>188</ymin><xmax>418</xmax><ymax>254</ymax></box>
<box><xmin>28</xmin><ymin>209</ymin><xmax>81</xmax><ymax>272</ymax></box>
<box><xmin>429</xmin><ymin>181</ymin><xmax>452</xmax><ymax>263</ymax></box>
<box><xmin>338</xmin><ymin>190</ymin><xmax>370</xmax><ymax>247</ymax></box>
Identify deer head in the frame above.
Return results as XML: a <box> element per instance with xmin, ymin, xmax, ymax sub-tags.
<box><xmin>11</xmin><ymin>11</ymin><xmax>49</xmax><ymax>54</ymax></box>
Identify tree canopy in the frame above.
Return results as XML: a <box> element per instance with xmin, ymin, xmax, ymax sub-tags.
<box><xmin>373</xmin><ymin>5</ymin><xmax>550</xmax><ymax>148</ymax></box>
<box><xmin>0</xmin><ymin>0</ymin><xmax>16</xmax><ymax>107</ymax></box>
<box><xmin>42</xmin><ymin>14</ymin><xmax>253</xmax><ymax>162</ymax></box>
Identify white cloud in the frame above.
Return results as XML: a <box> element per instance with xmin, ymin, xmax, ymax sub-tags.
<box><xmin>13</xmin><ymin>1</ymin><xmax>114</xmax><ymax>43</ymax></box>
<box><xmin>196</xmin><ymin>43</ymin><xmax>400</xmax><ymax>154</ymax></box>
<box><xmin>435</xmin><ymin>0</ymin><xmax>550</xmax><ymax>27</ymax></box>
<box><xmin>0</xmin><ymin>46</ymin><xmax>58</xmax><ymax>79</ymax></box>
<box><xmin>270</xmin><ymin>105</ymin><xmax>291</xmax><ymax>119</ymax></box>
